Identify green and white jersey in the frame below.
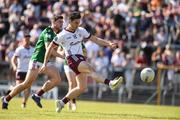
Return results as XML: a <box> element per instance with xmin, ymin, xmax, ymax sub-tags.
<box><xmin>31</xmin><ymin>26</ymin><xmax>56</xmax><ymax>63</ymax></box>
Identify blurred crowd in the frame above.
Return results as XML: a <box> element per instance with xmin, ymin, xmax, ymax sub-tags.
<box><xmin>0</xmin><ymin>0</ymin><xmax>180</xmax><ymax>94</ymax></box>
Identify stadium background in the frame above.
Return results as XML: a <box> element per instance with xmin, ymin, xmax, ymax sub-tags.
<box><xmin>0</xmin><ymin>0</ymin><xmax>179</xmax><ymax>106</ymax></box>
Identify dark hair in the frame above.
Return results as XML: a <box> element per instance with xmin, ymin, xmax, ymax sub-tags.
<box><xmin>24</xmin><ymin>32</ymin><xmax>31</xmax><ymax>38</ymax></box>
<box><xmin>69</xmin><ymin>11</ymin><xmax>81</xmax><ymax>21</ymax></box>
<box><xmin>24</xmin><ymin>34</ymin><xmax>31</xmax><ymax>38</ymax></box>
<box><xmin>52</xmin><ymin>14</ymin><xmax>63</xmax><ymax>21</ymax></box>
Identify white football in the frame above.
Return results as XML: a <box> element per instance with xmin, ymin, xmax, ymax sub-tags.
<box><xmin>140</xmin><ymin>68</ymin><xmax>155</xmax><ymax>83</ymax></box>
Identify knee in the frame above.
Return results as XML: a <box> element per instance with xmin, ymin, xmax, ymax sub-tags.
<box><xmin>21</xmin><ymin>81</ymin><xmax>31</xmax><ymax>89</ymax></box>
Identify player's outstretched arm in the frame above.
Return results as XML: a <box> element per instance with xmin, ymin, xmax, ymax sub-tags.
<box><xmin>89</xmin><ymin>35</ymin><xmax>117</xmax><ymax>49</ymax></box>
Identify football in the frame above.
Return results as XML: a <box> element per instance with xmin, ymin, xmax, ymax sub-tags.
<box><xmin>140</xmin><ymin>68</ymin><xmax>155</xmax><ymax>83</ymax></box>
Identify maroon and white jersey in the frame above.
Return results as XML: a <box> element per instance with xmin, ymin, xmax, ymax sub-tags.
<box><xmin>14</xmin><ymin>46</ymin><xmax>34</xmax><ymax>72</ymax></box>
<box><xmin>53</xmin><ymin>27</ymin><xmax>91</xmax><ymax>57</ymax></box>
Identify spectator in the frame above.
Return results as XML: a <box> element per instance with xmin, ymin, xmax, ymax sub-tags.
<box><xmin>94</xmin><ymin>49</ymin><xmax>109</xmax><ymax>99</ymax></box>
<box><xmin>85</xmin><ymin>40</ymin><xmax>100</xmax><ymax>62</ymax></box>
<box><xmin>135</xmin><ymin>50</ymin><xmax>148</xmax><ymax>68</ymax></box>
<box><xmin>29</xmin><ymin>23</ymin><xmax>41</xmax><ymax>46</ymax></box>
<box><xmin>9</xmin><ymin>0</ymin><xmax>22</xmax><ymax>14</ymax></box>
<box><xmin>111</xmin><ymin>48</ymin><xmax>127</xmax><ymax>78</ymax></box>
<box><xmin>162</xmin><ymin>45</ymin><xmax>175</xmax><ymax>89</ymax></box>
<box><xmin>151</xmin><ymin>46</ymin><xmax>163</xmax><ymax>67</ymax></box>
<box><xmin>124</xmin><ymin>54</ymin><xmax>135</xmax><ymax>100</ymax></box>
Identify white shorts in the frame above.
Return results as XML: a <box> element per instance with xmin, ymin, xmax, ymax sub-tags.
<box><xmin>64</xmin><ymin>64</ymin><xmax>73</xmax><ymax>73</ymax></box>
<box><xmin>28</xmin><ymin>60</ymin><xmax>53</xmax><ymax>70</ymax></box>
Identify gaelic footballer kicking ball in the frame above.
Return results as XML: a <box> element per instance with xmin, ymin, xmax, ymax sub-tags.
<box><xmin>140</xmin><ymin>68</ymin><xmax>155</xmax><ymax>83</ymax></box>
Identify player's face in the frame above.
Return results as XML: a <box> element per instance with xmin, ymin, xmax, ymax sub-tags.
<box><xmin>70</xmin><ymin>19</ymin><xmax>80</xmax><ymax>29</ymax></box>
<box><xmin>54</xmin><ymin>18</ymin><xmax>63</xmax><ymax>30</ymax></box>
<box><xmin>24</xmin><ymin>37</ymin><xmax>30</xmax><ymax>45</ymax></box>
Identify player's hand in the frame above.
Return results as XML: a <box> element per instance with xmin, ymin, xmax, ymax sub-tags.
<box><xmin>39</xmin><ymin>63</ymin><xmax>47</xmax><ymax>73</ymax></box>
<box><xmin>109</xmin><ymin>42</ymin><xmax>117</xmax><ymax>49</ymax></box>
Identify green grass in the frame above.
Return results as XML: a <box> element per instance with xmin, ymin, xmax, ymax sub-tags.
<box><xmin>0</xmin><ymin>98</ymin><xmax>180</xmax><ymax>120</ymax></box>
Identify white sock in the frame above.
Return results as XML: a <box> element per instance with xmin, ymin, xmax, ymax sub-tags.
<box><xmin>3</xmin><ymin>98</ymin><xmax>8</xmax><ymax>103</ymax></box>
<box><xmin>60</xmin><ymin>100</ymin><xmax>65</xmax><ymax>106</ymax></box>
<box><xmin>35</xmin><ymin>94</ymin><xmax>40</xmax><ymax>98</ymax></box>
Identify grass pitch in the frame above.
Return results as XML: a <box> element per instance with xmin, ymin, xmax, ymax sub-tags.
<box><xmin>0</xmin><ymin>98</ymin><xmax>180</xmax><ymax>120</ymax></box>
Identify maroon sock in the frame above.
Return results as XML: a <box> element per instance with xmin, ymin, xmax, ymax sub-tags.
<box><xmin>37</xmin><ymin>89</ymin><xmax>45</xmax><ymax>96</ymax></box>
<box><xmin>104</xmin><ymin>79</ymin><xmax>110</xmax><ymax>85</ymax></box>
<box><xmin>62</xmin><ymin>97</ymin><xmax>70</xmax><ymax>104</ymax></box>
<box><xmin>5</xmin><ymin>95</ymin><xmax>12</xmax><ymax>102</ymax></box>
<box><xmin>72</xmin><ymin>99</ymin><xmax>76</xmax><ymax>103</ymax></box>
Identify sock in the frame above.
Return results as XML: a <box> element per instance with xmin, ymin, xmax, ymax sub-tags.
<box><xmin>22</xmin><ymin>102</ymin><xmax>26</xmax><ymax>105</ymax></box>
<box><xmin>104</xmin><ymin>79</ymin><xmax>110</xmax><ymax>85</ymax></box>
<box><xmin>62</xmin><ymin>97</ymin><xmax>70</xmax><ymax>104</ymax></box>
<box><xmin>37</xmin><ymin>89</ymin><xmax>45</xmax><ymax>97</ymax></box>
<box><xmin>5</xmin><ymin>95</ymin><xmax>12</xmax><ymax>102</ymax></box>
<box><xmin>72</xmin><ymin>99</ymin><xmax>76</xmax><ymax>103</ymax></box>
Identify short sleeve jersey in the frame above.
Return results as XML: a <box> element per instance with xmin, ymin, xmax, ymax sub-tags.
<box><xmin>14</xmin><ymin>46</ymin><xmax>34</xmax><ymax>72</ymax></box>
<box><xmin>31</xmin><ymin>26</ymin><xmax>56</xmax><ymax>63</ymax></box>
<box><xmin>53</xmin><ymin>27</ymin><xmax>91</xmax><ymax>57</ymax></box>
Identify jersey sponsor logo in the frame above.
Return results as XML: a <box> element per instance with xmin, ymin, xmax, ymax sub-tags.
<box><xmin>67</xmin><ymin>36</ymin><xmax>72</xmax><ymax>39</ymax></box>
<box><xmin>70</xmin><ymin>41</ymin><xmax>81</xmax><ymax>46</ymax></box>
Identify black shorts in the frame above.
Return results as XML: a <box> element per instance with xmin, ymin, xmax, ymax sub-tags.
<box><xmin>16</xmin><ymin>72</ymin><xmax>27</xmax><ymax>81</ymax></box>
<box><xmin>66</xmin><ymin>54</ymin><xmax>86</xmax><ymax>75</ymax></box>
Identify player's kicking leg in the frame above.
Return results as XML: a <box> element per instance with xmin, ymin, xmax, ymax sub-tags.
<box><xmin>80</xmin><ymin>61</ymin><xmax>124</xmax><ymax>90</ymax></box>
